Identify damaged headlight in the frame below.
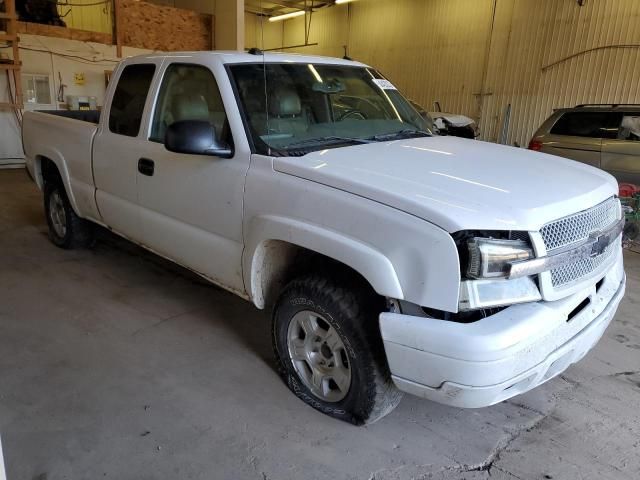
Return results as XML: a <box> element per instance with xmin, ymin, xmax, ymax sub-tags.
<box><xmin>467</xmin><ymin>238</ymin><xmax>533</xmax><ymax>279</ymax></box>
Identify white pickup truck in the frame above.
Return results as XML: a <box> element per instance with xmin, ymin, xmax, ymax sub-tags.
<box><xmin>23</xmin><ymin>52</ymin><xmax>626</xmax><ymax>425</ymax></box>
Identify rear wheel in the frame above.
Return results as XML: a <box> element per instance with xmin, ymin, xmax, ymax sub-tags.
<box><xmin>272</xmin><ymin>275</ymin><xmax>403</xmax><ymax>425</ymax></box>
<box><xmin>44</xmin><ymin>181</ymin><xmax>93</xmax><ymax>249</ymax></box>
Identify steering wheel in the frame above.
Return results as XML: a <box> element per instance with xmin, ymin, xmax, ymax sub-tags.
<box><xmin>338</xmin><ymin>109</ymin><xmax>367</xmax><ymax>121</ymax></box>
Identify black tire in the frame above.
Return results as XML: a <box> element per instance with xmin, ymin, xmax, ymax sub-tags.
<box><xmin>44</xmin><ymin>181</ymin><xmax>94</xmax><ymax>249</ymax></box>
<box><xmin>272</xmin><ymin>275</ymin><xmax>403</xmax><ymax>425</ymax></box>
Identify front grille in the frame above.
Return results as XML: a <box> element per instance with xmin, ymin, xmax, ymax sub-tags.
<box><xmin>540</xmin><ymin>197</ymin><xmax>620</xmax><ymax>288</ymax></box>
<box><xmin>550</xmin><ymin>239</ymin><xmax>617</xmax><ymax>287</ymax></box>
<box><xmin>541</xmin><ymin>197</ymin><xmax>620</xmax><ymax>252</ymax></box>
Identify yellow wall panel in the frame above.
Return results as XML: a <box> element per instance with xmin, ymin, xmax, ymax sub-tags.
<box><xmin>57</xmin><ymin>0</ymin><xmax>113</xmax><ymax>34</ymax></box>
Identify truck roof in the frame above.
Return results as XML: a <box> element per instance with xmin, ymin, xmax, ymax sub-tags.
<box><xmin>122</xmin><ymin>50</ymin><xmax>367</xmax><ymax>67</ymax></box>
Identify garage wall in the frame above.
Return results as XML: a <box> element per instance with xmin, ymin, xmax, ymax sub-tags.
<box><xmin>248</xmin><ymin>0</ymin><xmax>640</xmax><ymax>147</ymax></box>
<box><xmin>480</xmin><ymin>0</ymin><xmax>640</xmax><ymax>146</ymax></box>
<box><xmin>245</xmin><ymin>11</ymin><xmax>284</xmax><ymax>50</ymax></box>
<box><xmin>0</xmin><ymin>35</ymin><xmax>153</xmax><ymax>163</ymax></box>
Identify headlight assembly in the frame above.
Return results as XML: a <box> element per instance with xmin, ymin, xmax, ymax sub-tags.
<box><xmin>467</xmin><ymin>238</ymin><xmax>533</xmax><ymax>279</ymax></box>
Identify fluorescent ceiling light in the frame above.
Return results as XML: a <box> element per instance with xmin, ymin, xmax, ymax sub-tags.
<box><xmin>335</xmin><ymin>0</ymin><xmax>358</xmax><ymax>4</ymax></box>
<box><xmin>308</xmin><ymin>64</ymin><xmax>323</xmax><ymax>82</ymax></box>
<box><xmin>269</xmin><ymin>10</ymin><xmax>305</xmax><ymax>22</ymax></box>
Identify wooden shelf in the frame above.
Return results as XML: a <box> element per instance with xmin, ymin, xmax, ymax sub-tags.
<box><xmin>0</xmin><ymin>102</ymin><xmax>23</xmax><ymax>110</ymax></box>
<box><xmin>1</xmin><ymin>2</ymin><xmax>22</xmax><ymax>111</ymax></box>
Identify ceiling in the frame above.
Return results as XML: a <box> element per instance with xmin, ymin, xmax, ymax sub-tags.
<box><xmin>244</xmin><ymin>1</ymin><xmax>335</xmax><ymax>16</ymax></box>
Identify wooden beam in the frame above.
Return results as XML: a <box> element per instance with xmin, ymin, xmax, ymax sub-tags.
<box><xmin>113</xmin><ymin>0</ymin><xmax>123</xmax><ymax>57</ymax></box>
<box><xmin>0</xmin><ymin>103</ymin><xmax>23</xmax><ymax>110</ymax></box>
<box><xmin>2</xmin><ymin>0</ymin><xmax>22</xmax><ymax>107</ymax></box>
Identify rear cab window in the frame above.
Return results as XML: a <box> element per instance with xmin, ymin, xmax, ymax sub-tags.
<box><xmin>109</xmin><ymin>64</ymin><xmax>156</xmax><ymax>137</ymax></box>
<box><xmin>550</xmin><ymin>111</ymin><xmax>622</xmax><ymax>139</ymax></box>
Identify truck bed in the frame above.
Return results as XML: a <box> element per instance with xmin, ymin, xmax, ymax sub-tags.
<box><xmin>37</xmin><ymin>109</ymin><xmax>101</xmax><ymax>124</ymax></box>
<box><xmin>22</xmin><ymin>110</ymin><xmax>100</xmax><ymax>220</ymax></box>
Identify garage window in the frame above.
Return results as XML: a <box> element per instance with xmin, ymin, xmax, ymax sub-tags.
<box><xmin>550</xmin><ymin>111</ymin><xmax>622</xmax><ymax>139</ymax></box>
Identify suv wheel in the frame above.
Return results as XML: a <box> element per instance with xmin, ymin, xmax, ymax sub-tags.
<box><xmin>272</xmin><ymin>275</ymin><xmax>403</xmax><ymax>425</ymax></box>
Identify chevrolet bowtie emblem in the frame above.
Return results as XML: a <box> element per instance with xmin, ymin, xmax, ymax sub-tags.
<box><xmin>590</xmin><ymin>233</ymin><xmax>610</xmax><ymax>257</ymax></box>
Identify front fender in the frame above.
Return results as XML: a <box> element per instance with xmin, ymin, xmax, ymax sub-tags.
<box><xmin>244</xmin><ymin>215</ymin><xmax>404</xmax><ymax>309</ymax></box>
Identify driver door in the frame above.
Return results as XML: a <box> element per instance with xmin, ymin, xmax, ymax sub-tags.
<box><xmin>136</xmin><ymin>62</ymin><xmax>248</xmax><ymax>293</ymax></box>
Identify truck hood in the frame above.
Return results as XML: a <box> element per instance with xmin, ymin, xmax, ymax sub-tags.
<box><xmin>273</xmin><ymin>136</ymin><xmax>618</xmax><ymax>232</ymax></box>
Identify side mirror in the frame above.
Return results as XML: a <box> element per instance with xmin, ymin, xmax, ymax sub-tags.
<box><xmin>164</xmin><ymin>120</ymin><xmax>232</xmax><ymax>158</ymax></box>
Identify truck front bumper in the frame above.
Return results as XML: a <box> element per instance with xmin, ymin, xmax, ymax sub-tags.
<box><xmin>379</xmin><ymin>250</ymin><xmax>625</xmax><ymax>408</ymax></box>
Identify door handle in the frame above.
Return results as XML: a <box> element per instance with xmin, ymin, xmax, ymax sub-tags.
<box><xmin>138</xmin><ymin>158</ymin><xmax>155</xmax><ymax>176</ymax></box>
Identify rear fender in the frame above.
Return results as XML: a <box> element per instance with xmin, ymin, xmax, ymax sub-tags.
<box><xmin>34</xmin><ymin>150</ymin><xmax>82</xmax><ymax>216</ymax></box>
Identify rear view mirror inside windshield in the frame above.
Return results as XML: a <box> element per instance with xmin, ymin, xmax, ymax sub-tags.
<box><xmin>312</xmin><ymin>79</ymin><xmax>346</xmax><ymax>94</ymax></box>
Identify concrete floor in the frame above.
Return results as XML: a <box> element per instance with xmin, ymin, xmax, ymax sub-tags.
<box><xmin>1</xmin><ymin>168</ymin><xmax>639</xmax><ymax>480</ymax></box>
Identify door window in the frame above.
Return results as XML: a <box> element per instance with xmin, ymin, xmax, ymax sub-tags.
<box><xmin>618</xmin><ymin>115</ymin><xmax>640</xmax><ymax>141</ymax></box>
<box><xmin>108</xmin><ymin>64</ymin><xmax>156</xmax><ymax>137</ymax></box>
<box><xmin>550</xmin><ymin>111</ymin><xmax>622</xmax><ymax>139</ymax></box>
<box><xmin>150</xmin><ymin>63</ymin><xmax>230</xmax><ymax>145</ymax></box>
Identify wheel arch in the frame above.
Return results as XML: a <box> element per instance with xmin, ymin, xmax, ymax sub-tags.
<box><xmin>34</xmin><ymin>153</ymin><xmax>81</xmax><ymax>216</ymax></box>
<box><xmin>243</xmin><ymin>215</ymin><xmax>404</xmax><ymax>310</ymax></box>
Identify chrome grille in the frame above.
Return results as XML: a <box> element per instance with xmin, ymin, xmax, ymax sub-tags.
<box><xmin>541</xmin><ymin>197</ymin><xmax>620</xmax><ymax>252</ymax></box>
<box><xmin>550</xmin><ymin>238</ymin><xmax>617</xmax><ymax>287</ymax></box>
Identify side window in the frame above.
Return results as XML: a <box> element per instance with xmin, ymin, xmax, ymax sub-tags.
<box><xmin>109</xmin><ymin>64</ymin><xmax>156</xmax><ymax>137</ymax></box>
<box><xmin>150</xmin><ymin>63</ymin><xmax>230</xmax><ymax>144</ymax></box>
<box><xmin>550</xmin><ymin>111</ymin><xmax>622</xmax><ymax>139</ymax></box>
<box><xmin>619</xmin><ymin>115</ymin><xmax>640</xmax><ymax>141</ymax></box>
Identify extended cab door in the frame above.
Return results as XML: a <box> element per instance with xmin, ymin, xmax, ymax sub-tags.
<box><xmin>135</xmin><ymin>61</ymin><xmax>249</xmax><ymax>294</ymax></box>
<box><xmin>601</xmin><ymin>113</ymin><xmax>640</xmax><ymax>184</ymax></box>
<box><xmin>93</xmin><ymin>60</ymin><xmax>161</xmax><ymax>240</ymax></box>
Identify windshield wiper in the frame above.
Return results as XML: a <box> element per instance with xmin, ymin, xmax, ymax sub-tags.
<box><xmin>284</xmin><ymin>136</ymin><xmax>373</xmax><ymax>149</ymax></box>
<box><xmin>369</xmin><ymin>129</ymin><xmax>431</xmax><ymax>141</ymax></box>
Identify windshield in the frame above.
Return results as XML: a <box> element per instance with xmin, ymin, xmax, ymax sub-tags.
<box><xmin>229</xmin><ymin>63</ymin><xmax>431</xmax><ymax>155</ymax></box>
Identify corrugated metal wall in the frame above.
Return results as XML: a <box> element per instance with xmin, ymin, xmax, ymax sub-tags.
<box><xmin>247</xmin><ymin>0</ymin><xmax>640</xmax><ymax>147</ymax></box>
<box><xmin>481</xmin><ymin>0</ymin><xmax>640</xmax><ymax>146</ymax></box>
<box><xmin>348</xmin><ymin>0</ymin><xmax>494</xmax><ymax>123</ymax></box>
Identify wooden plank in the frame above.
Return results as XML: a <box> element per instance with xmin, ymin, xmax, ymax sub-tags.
<box><xmin>0</xmin><ymin>13</ymin><xmax>17</xmax><ymax>20</ymax></box>
<box><xmin>120</xmin><ymin>0</ymin><xmax>212</xmax><ymax>51</ymax></box>
<box><xmin>12</xmin><ymin>71</ymin><xmax>22</xmax><ymax>107</ymax></box>
<box><xmin>114</xmin><ymin>0</ymin><xmax>123</xmax><ymax>57</ymax></box>
<box><xmin>2</xmin><ymin>1</ymin><xmax>22</xmax><ymax>108</ymax></box>
<box><xmin>5</xmin><ymin>0</ymin><xmax>15</xmax><ymax>16</ymax></box>
<box><xmin>0</xmin><ymin>103</ymin><xmax>23</xmax><ymax>109</ymax></box>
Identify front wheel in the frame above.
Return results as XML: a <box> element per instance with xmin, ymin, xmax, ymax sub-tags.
<box><xmin>272</xmin><ymin>275</ymin><xmax>403</xmax><ymax>425</ymax></box>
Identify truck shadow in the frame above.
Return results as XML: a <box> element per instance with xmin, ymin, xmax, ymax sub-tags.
<box><xmin>92</xmin><ymin>226</ymin><xmax>277</xmax><ymax>370</ymax></box>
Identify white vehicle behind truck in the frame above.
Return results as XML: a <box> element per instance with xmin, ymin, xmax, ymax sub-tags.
<box><xmin>23</xmin><ymin>51</ymin><xmax>625</xmax><ymax>425</ymax></box>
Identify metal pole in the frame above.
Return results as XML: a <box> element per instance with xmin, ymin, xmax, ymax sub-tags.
<box><xmin>499</xmin><ymin>103</ymin><xmax>512</xmax><ymax>145</ymax></box>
